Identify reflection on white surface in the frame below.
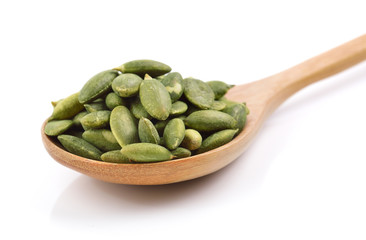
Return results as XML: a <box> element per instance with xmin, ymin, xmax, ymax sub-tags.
<box><xmin>50</xmin><ymin>153</ymin><xmax>259</xmax><ymax>224</ymax></box>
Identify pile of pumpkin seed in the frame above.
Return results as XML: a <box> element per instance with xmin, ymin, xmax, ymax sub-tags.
<box><xmin>45</xmin><ymin>60</ymin><xmax>249</xmax><ymax>163</ymax></box>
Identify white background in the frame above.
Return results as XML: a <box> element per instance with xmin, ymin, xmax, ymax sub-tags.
<box><xmin>1</xmin><ymin>0</ymin><xmax>366</xmax><ymax>239</ymax></box>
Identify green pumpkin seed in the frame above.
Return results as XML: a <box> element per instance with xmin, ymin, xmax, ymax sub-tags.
<box><xmin>84</xmin><ymin>101</ymin><xmax>108</xmax><ymax>113</ymax></box>
<box><xmin>218</xmin><ymin>97</ymin><xmax>241</xmax><ymax>108</ymax></box>
<box><xmin>79</xmin><ymin>70</ymin><xmax>119</xmax><ymax>104</ymax></box>
<box><xmin>180</xmin><ymin>129</ymin><xmax>202</xmax><ymax>150</ymax></box>
<box><xmin>80</xmin><ymin>110</ymin><xmax>111</xmax><ymax>130</ymax></box>
<box><xmin>51</xmin><ymin>92</ymin><xmax>84</xmax><ymax>120</ymax></box>
<box><xmin>44</xmin><ymin>120</ymin><xmax>73</xmax><ymax>136</ymax></box>
<box><xmin>184</xmin><ymin>110</ymin><xmax>237</xmax><ymax>132</ymax></box>
<box><xmin>121</xmin><ymin>143</ymin><xmax>173</xmax><ymax>162</ymax></box>
<box><xmin>72</xmin><ymin>111</ymin><xmax>88</xmax><ymax>128</ymax></box>
<box><xmin>139</xmin><ymin>79</ymin><xmax>172</xmax><ymax>120</ymax></box>
<box><xmin>144</xmin><ymin>74</ymin><xmax>153</xmax><ymax>80</ymax></box>
<box><xmin>105</xmin><ymin>92</ymin><xmax>127</xmax><ymax>110</ymax></box>
<box><xmin>220</xmin><ymin>98</ymin><xmax>250</xmax><ymax>115</ymax></box>
<box><xmin>163</xmin><ymin>118</ymin><xmax>185</xmax><ymax>150</ymax></box>
<box><xmin>183</xmin><ymin>77</ymin><xmax>214</xmax><ymax>109</ymax></box>
<box><xmin>114</xmin><ymin>59</ymin><xmax>172</xmax><ymax>78</ymax></box>
<box><xmin>243</xmin><ymin>102</ymin><xmax>250</xmax><ymax>115</ymax></box>
<box><xmin>222</xmin><ymin>103</ymin><xmax>247</xmax><ymax>132</ymax></box>
<box><xmin>110</xmin><ymin>106</ymin><xmax>139</xmax><ymax>147</ymax></box>
<box><xmin>130</xmin><ymin>97</ymin><xmax>152</xmax><ymax>119</ymax></box>
<box><xmin>57</xmin><ymin>134</ymin><xmax>102</xmax><ymax>160</ymax></box>
<box><xmin>51</xmin><ymin>98</ymin><xmax>63</xmax><ymax>108</ymax></box>
<box><xmin>170</xmin><ymin>101</ymin><xmax>188</xmax><ymax>116</ymax></box>
<box><xmin>171</xmin><ymin>147</ymin><xmax>191</xmax><ymax>159</ymax></box>
<box><xmin>207</xmin><ymin>81</ymin><xmax>234</xmax><ymax>100</ymax></box>
<box><xmin>196</xmin><ymin>129</ymin><xmax>239</xmax><ymax>154</ymax></box>
<box><xmin>156</xmin><ymin>75</ymin><xmax>166</xmax><ymax>80</ymax></box>
<box><xmin>138</xmin><ymin>117</ymin><xmax>160</xmax><ymax>144</ymax></box>
<box><xmin>161</xmin><ymin>72</ymin><xmax>184</xmax><ymax>102</ymax></box>
<box><xmin>101</xmin><ymin>150</ymin><xmax>131</xmax><ymax>163</ymax></box>
<box><xmin>210</xmin><ymin>100</ymin><xmax>226</xmax><ymax>111</ymax></box>
<box><xmin>82</xmin><ymin>129</ymin><xmax>121</xmax><ymax>152</ymax></box>
<box><xmin>112</xmin><ymin>73</ymin><xmax>142</xmax><ymax>97</ymax></box>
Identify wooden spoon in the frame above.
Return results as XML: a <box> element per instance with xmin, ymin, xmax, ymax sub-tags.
<box><xmin>42</xmin><ymin>34</ymin><xmax>366</xmax><ymax>185</ymax></box>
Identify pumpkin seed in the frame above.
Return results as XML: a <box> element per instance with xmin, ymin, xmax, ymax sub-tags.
<box><xmin>51</xmin><ymin>98</ymin><xmax>63</xmax><ymax>108</ymax></box>
<box><xmin>80</xmin><ymin>110</ymin><xmax>111</xmax><ymax>130</ymax></box>
<box><xmin>170</xmin><ymin>101</ymin><xmax>188</xmax><ymax>116</ymax></box>
<box><xmin>207</xmin><ymin>81</ymin><xmax>234</xmax><ymax>100</ymax></box>
<box><xmin>82</xmin><ymin>129</ymin><xmax>121</xmax><ymax>152</ymax></box>
<box><xmin>196</xmin><ymin>129</ymin><xmax>239</xmax><ymax>154</ymax></box>
<box><xmin>105</xmin><ymin>92</ymin><xmax>127</xmax><ymax>110</ymax></box>
<box><xmin>180</xmin><ymin>129</ymin><xmax>202</xmax><ymax>150</ymax></box>
<box><xmin>138</xmin><ymin>117</ymin><xmax>160</xmax><ymax>144</ymax></box>
<box><xmin>110</xmin><ymin>106</ymin><xmax>139</xmax><ymax>147</ymax></box>
<box><xmin>72</xmin><ymin>111</ymin><xmax>88</xmax><ymax>128</ymax></box>
<box><xmin>84</xmin><ymin>101</ymin><xmax>108</xmax><ymax>113</ymax></box>
<box><xmin>163</xmin><ymin>118</ymin><xmax>185</xmax><ymax>150</ymax></box>
<box><xmin>219</xmin><ymin>97</ymin><xmax>241</xmax><ymax>108</ymax></box>
<box><xmin>114</xmin><ymin>59</ymin><xmax>172</xmax><ymax>78</ymax></box>
<box><xmin>144</xmin><ymin>74</ymin><xmax>153</xmax><ymax>80</ymax></box>
<box><xmin>156</xmin><ymin>75</ymin><xmax>166</xmax><ymax>80</ymax></box>
<box><xmin>78</xmin><ymin>70</ymin><xmax>119</xmax><ymax>104</ymax></box>
<box><xmin>57</xmin><ymin>134</ymin><xmax>102</xmax><ymax>160</ymax></box>
<box><xmin>101</xmin><ymin>150</ymin><xmax>131</xmax><ymax>163</ymax></box>
<box><xmin>182</xmin><ymin>77</ymin><xmax>214</xmax><ymax>109</ymax></box>
<box><xmin>121</xmin><ymin>143</ymin><xmax>174</xmax><ymax>162</ymax></box>
<box><xmin>130</xmin><ymin>97</ymin><xmax>152</xmax><ymax>119</ymax></box>
<box><xmin>243</xmin><ymin>102</ymin><xmax>250</xmax><ymax>115</ymax></box>
<box><xmin>222</xmin><ymin>103</ymin><xmax>247</xmax><ymax>132</ymax></box>
<box><xmin>210</xmin><ymin>100</ymin><xmax>226</xmax><ymax>111</ymax></box>
<box><xmin>44</xmin><ymin>120</ymin><xmax>73</xmax><ymax>136</ymax></box>
<box><xmin>112</xmin><ymin>73</ymin><xmax>142</xmax><ymax>97</ymax></box>
<box><xmin>184</xmin><ymin>110</ymin><xmax>237</xmax><ymax>132</ymax></box>
<box><xmin>139</xmin><ymin>79</ymin><xmax>172</xmax><ymax>120</ymax></box>
<box><xmin>161</xmin><ymin>72</ymin><xmax>184</xmax><ymax>102</ymax></box>
<box><xmin>50</xmin><ymin>92</ymin><xmax>84</xmax><ymax>120</ymax></box>
<box><xmin>171</xmin><ymin>147</ymin><xmax>191</xmax><ymax>159</ymax></box>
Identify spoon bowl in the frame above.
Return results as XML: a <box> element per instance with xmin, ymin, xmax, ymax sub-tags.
<box><xmin>42</xmin><ymin>34</ymin><xmax>366</xmax><ymax>185</ymax></box>
<box><xmin>41</xmin><ymin>102</ymin><xmax>258</xmax><ymax>185</ymax></box>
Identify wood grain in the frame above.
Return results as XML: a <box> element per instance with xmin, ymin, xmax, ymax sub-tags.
<box><xmin>42</xmin><ymin>34</ymin><xmax>366</xmax><ymax>185</ymax></box>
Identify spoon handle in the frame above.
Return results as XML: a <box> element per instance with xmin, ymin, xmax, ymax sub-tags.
<box><xmin>264</xmin><ymin>34</ymin><xmax>366</xmax><ymax>111</ymax></box>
